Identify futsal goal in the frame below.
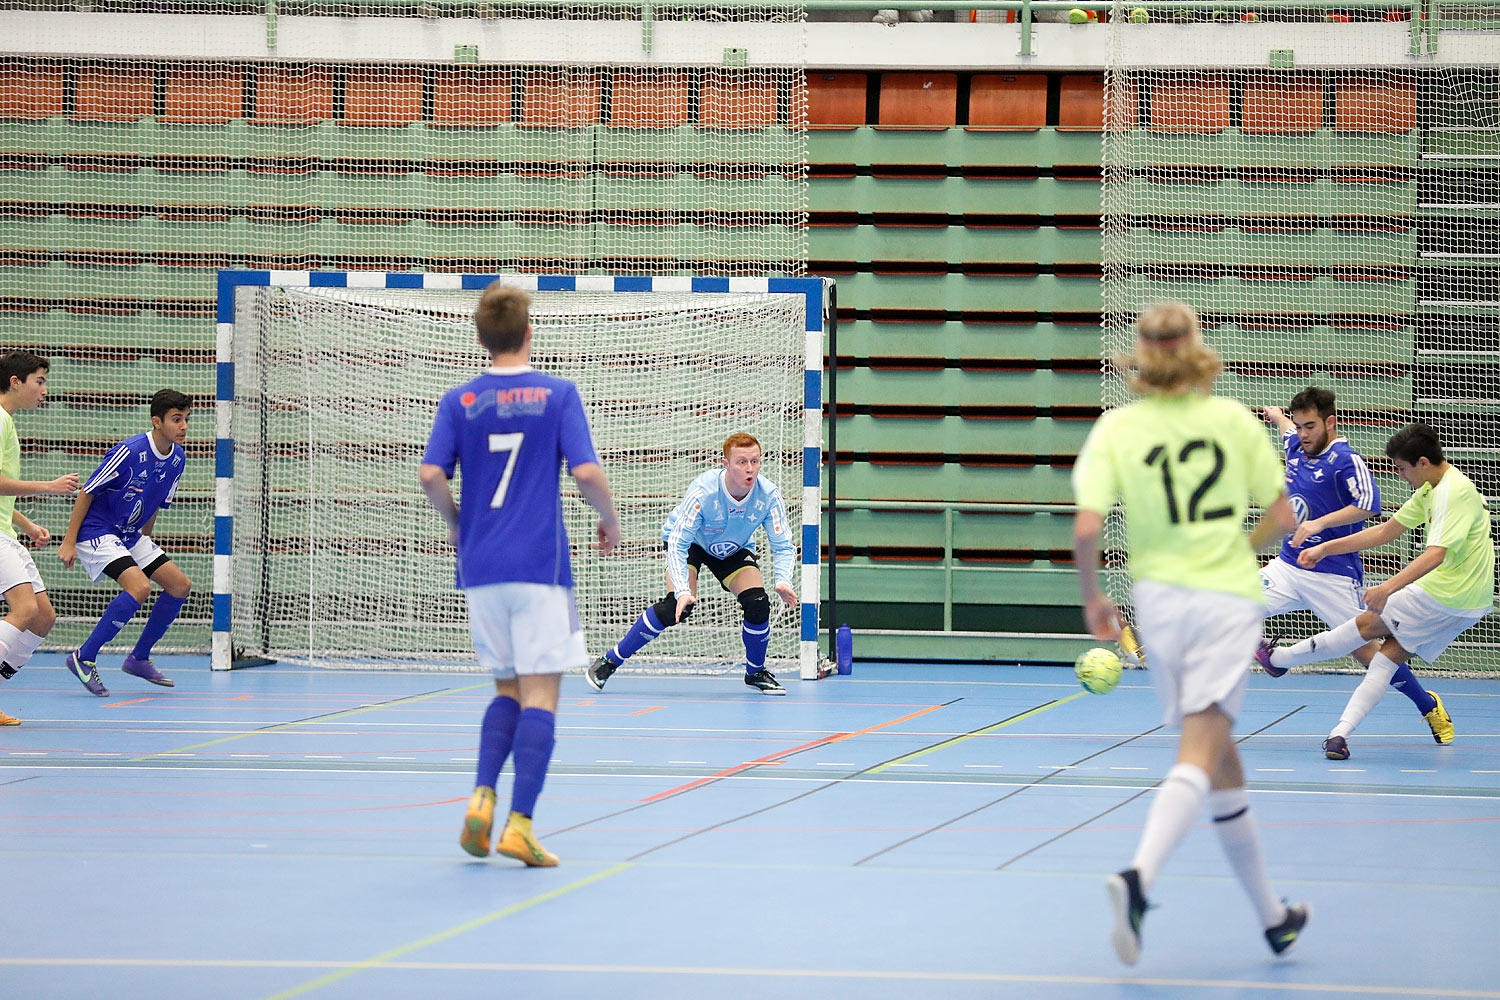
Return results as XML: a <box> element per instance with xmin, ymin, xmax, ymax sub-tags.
<box><xmin>214</xmin><ymin>271</ymin><xmax>829</xmax><ymax>679</ymax></box>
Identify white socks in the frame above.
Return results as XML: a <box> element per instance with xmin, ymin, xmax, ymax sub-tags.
<box><xmin>1208</xmin><ymin>787</ymin><xmax>1287</xmax><ymax>928</ymax></box>
<box><xmin>1330</xmin><ymin>652</ymin><xmax>1403</xmax><ymax>739</ymax></box>
<box><xmin>1271</xmin><ymin>618</ymin><xmax>1366</xmax><ymax>670</ymax></box>
<box><xmin>0</xmin><ymin>621</ymin><xmax>21</xmax><ymax>683</ymax></box>
<box><xmin>1132</xmin><ymin>762</ymin><xmax>1210</xmax><ymax>893</ymax></box>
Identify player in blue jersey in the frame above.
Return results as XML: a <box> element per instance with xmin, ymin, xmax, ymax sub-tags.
<box><xmin>1258</xmin><ymin>388</ymin><xmax>1451</xmax><ymax>755</ymax></box>
<box><xmin>57</xmin><ymin>389</ymin><xmax>192</xmax><ymax>696</ymax></box>
<box><xmin>586</xmin><ymin>431</ymin><xmax>799</xmax><ymax>695</ymax></box>
<box><xmin>0</xmin><ymin>351</ymin><xmax>80</xmax><ymax>726</ymax></box>
<box><xmin>421</xmin><ymin>282</ymin><xmax>620</xmax><ymax>867</ymax></box>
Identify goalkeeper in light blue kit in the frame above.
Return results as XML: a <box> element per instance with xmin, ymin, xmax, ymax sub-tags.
<box><xmin>587</xmin><ymin>432</ymin><xmax>799</xmax><ymax>695</ymax></box>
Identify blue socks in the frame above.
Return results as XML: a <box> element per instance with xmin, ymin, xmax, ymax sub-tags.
<box><xmin>79</xmin><ymin>591</ymin><xmax>142</xmax><ymax>662</ymax></box>
<box><xmin>1389</xmin><ymin>662</ymin><xmax>1438</xmax><ymax>715</ymax></box>
<box><xmin>509</xmin><ymin>707</ymin><xmax>555</xmax><ymax>818</ymax></box>
<box><xmin>475</xmin><ymin>695</ymin><xmax>521</xmax><ymax>791</ymax></box>
<box><xmin>130</xmin><ymin>593</ymin><xmax>186</xmax><ymax>660</ymax></box>
<box><xmin>743</xmin><ymin>620</ymin><xmax>770</xmax><ymax>670</ymax></box>
<box><xmin>609</xmin><ymin>606</ymin><xmax>666</xmax><ymax>666</ymax></box>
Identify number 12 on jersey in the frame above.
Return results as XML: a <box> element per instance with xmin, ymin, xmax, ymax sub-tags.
<box><xmin>1144</xmin><ymin>439</ymin><xmax>1231</xmax><ymax>524</ymax></box>
<box><xmin>488</xmin><ymin>432</ymin><xmax>524</xmax><ymax>509</ymax></box>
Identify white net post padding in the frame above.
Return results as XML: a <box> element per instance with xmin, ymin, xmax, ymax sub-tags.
<box><xmin>218</xmin><ymin>272</ymin><xmax>825</xmax><ymax>677</ymax></box>
<box><xmin>1102</xmin><ymin>4</ymin><xmax>1500</xmax><ymax>676</ymax></box>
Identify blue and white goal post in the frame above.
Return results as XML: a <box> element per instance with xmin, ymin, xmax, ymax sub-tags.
<box><xmin>212</xmin><ymin>270</ymin><xmax>835</xmax><ymax>680</ymax></box>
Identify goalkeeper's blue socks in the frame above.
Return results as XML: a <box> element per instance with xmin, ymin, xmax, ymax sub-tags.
<box><xmin>79</xmin><ymin>591</ymin><xmax>142</xmax><ymax>662</ymax></box>
<box><xmin>743</xmin><ymin>620</ymin><xmax>771</xmax><ymax>671</ymax></box>
<box><xmin>475</xmin><ymin>695</ymin><xmax>521</xmax><ymax>791</ymax></box>
<box><xmin>1389</xmin><ymin>662</ymin><xmax>1438</xmax><ymax>716</ymax></box>
<box><xmin>130</xmin><ymin>592</ymin><xmax>186</xmax><ymax>660</ymax></box>
<box><xmin>509</xmin><ymin>707</ymin><xmax>555</xmax><ymax>818</ymax></box>
<box><xmin>608</xmin><ymin>606</ymin><xmax>666</xmax><ymax>666</ymax></box>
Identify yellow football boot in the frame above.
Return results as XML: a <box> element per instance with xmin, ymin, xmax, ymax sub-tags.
<box><xmin>459</xmin><ymin>786</ymin><xmax>496</xmax><ymax>858</ymax></box>
<box><xmin>495</xmin><ymin>811</ymin><xmax>559</xmax><ymax>867</ymax></box>
<box><xmin>1423</xmin><ymin>692</ymin><xmax>1455</xmax><ymax>746</ymax></box>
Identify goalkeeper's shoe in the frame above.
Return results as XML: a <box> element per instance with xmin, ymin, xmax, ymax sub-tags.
<box><xmin>495</xmin><ymin>811</ymin><xmax>558</xmax><ymax>867</ymax></box>
<box><xmin>1423</xmin><ymin>691</ymin><xmax>1455</xmax><ymax>745</ymax></box>
<box><xmin>1106</xmin><ymin>868</ymin><xmax>1148</xmax><ymax>966</ymax></box>
<box><xmin>1255</xmin><ymin>633</ymin><xmax>1288</xmax><ymax>678</ymax></box>
<box><xmin>459</xmin><ymin>786</ymin><xmax>496</xmax><ymax>859</ymax></box>
<box><xmin>1264</xmin><ymin>901</ymin><xmax>1311</xmax><ymax>956</ymax></box>
<box><xmin>585</xmin><ymin>656</ymin><xmax>617</xmax><ymax>692</ymax></box>
<box><xmin>1322</xmin><ymin>735</ymin><xmax>1350</xmax><ymax>761</ymax></box>
<box><xmin>1119</xmin><ymin>624</ymin><xmax>1147</xmax><ymax>669</ymax></box>
<box><xmin>65</xmin><ymin>651</ymin><xmax>110</xmax><ymax>698</ymax></box>
<box><xmin>0</xmin><ymin>706</ymin><xmax>19</xmax><ymax>726</ymax></box>
<box><xmin>122</xmin><ymin>655</ymin><xmax>174</xmax><ymax>688</ymax></box>
<box><xmin>744</xmin><ymin>667</ymin><xmax>786</xmax><ymax>695</ymax></box>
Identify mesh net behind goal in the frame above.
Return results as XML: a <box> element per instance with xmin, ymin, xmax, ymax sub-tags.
<box><xmin>230</xmin><ymin>283</ymin><xmax>807</xmax><ymax>670</ymax></box>
<box><xmin>1103</xmin><ymin>5</ymin><xmax>1500</xmax><ymax>675</ymax></box>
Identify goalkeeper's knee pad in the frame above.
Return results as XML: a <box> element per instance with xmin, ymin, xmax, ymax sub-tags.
<box><xmin>737</xmin><ymin>587</ymin><xmax>770</xmax><ymax>626</ymax></box>
<box><xmin>651</xmin><ymin>593</ymin><xmax>691</xmax><ymax>626</ymax></box>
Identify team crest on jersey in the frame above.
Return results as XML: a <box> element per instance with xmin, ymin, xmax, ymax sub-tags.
<box><xmin>708</xmin><ymin>540</ymin><xmax>738</xmax><ymax>558</ymax></box>
<box><xmin>1290</xmin><ymin>495</ymin><xmax>1309</xmax><ymax>524</ymax></box>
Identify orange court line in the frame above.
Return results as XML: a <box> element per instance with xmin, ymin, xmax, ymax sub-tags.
<box><xmin>638</xmin><ymin>702</ymin><xmax>950</xmax><ymax>803</ymax></box>
<box><xmin>103</xmin><ymin>698</ymin><xmax>157</xmax><ymax>708</ymax></box>
<box><xmin>627</xmin><ymin>706</ymin><xmax>664</xmax><ymax>716</ymax></box>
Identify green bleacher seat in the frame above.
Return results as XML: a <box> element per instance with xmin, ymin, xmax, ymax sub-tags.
<box><xmin>834</xmin><ymin>319</ymin><xmax>1102</xmax><ymax>362</ymax></box>
<box><xmin>830</xmin><ymin>272</ymin><xmax>1103</xmax><ymax>313</ymax></box>
<box><xmin>836</xmin><ymin>366</ymin><xmax>1101</xmax><ymax>408</ymax></box>
<box><xmin>809</xmin><ymin>128</ymin><xmax>1104</xmax><ymax>170</ymax></box>
<box><xmin>1116</xmin><ymin>273</ymin><xmax>1414</xmax><ymax>315</ymax></box>
<box><xmin>832</xmin><ymin>414</ymin><xmax>1092</xmax><ymax>456</ymax></box>
<box><xmin>593</xmin><ymin>172</ymin><xmax>694</xmax><ymax>214</ymax></box>
<box><xmin>823</xmin><ymin>507</ymin><xmax>1076</xmax><ymax>553</ymax></box>
<box><xmin>826</xmin><ymin>559</ymin><xmax>1079</xmax><ymax>605</ymax></box>
<box><xmin>592</xmin><ymin>222</ymin><xmax>695</xmax><ymax>260</ymax></box>
<box><xmin>422</xmin><ymin>171</ymin><xmax>525</xmax><ymax>212</ymax></box>
<box><xmin>809</xmin><ymin>174</ymin><xmax>1101</xmax><ymax>217</ymax></box>
<box><xmin>810</xmin><ymin>224</ymin><xmax>1100</xmax><ymax>265</ymax></box>
<box><xmin>309</xmin><ymin>169</ymin><xmax>421</xmax><ymax>209</ymax></box>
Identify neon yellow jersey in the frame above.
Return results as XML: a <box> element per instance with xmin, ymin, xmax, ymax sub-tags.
<box><xmin>0</xmin><ymin>407</ymin><xmax>17</xmax><ymax>540</ymax></box>
<box><xmin>1073</xmin><ymin>393</ymin><xmax>1285</xmax><ymax>603</ymax></box>
<box><xmin>1392</xmin><ymin>464</ymin><xmax>1495</xmax><ymax>613</ymax></box>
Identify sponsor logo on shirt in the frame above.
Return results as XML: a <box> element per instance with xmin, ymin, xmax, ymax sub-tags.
<box><xmin>460</xmin><ymin>385</ymin><xmax>552</xmax><ymax>419</ymax></box>
<box><xmin>708</xmin><ymin>540</ymin><xmax>738</xmax><ymax>558</ymax></box>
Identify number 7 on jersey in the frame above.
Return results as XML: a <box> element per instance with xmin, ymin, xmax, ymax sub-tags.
<box><xmin>488</xmin><ymin>432</ymin><xmax>524</xmax><ymax>509</ymax></box>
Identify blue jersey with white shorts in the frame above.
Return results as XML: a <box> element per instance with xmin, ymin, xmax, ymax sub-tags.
<box><xmin>661</xmin><ymin>468</ymin><xmax>796</xmax><ymax>597</ymax></box>
<box><xmin>78</xmin><ymin>432</ymin><xmax>186</xmax><ymax>546</ymax></box>
<box><xmin>422</xmin><ymin>367</ymin><xmax>599</xmax><ymax>590</ymax></box>
<box><xmin>1276</xmin><ymin>431</ymin><xmax>1380</xmax><ymax>586</ymax></box>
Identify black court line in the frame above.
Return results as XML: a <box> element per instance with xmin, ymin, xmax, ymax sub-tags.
<box><xmin>545</xmin><ymin>696</ymin><xmax>971</xmax><ymax>839</ymax></box>
<box><xmin>852</xmin><ymin>722</ymin><xmax>1168</xmax><ymax>867</ymax></box>
<box><xmin>993</xmin><ymin>705</ymin><xmax>1306</xmax><ymax>871</ymax></box>
<box><xmin>621</xmin><ymin>699</ymin><xmax>1080</xmax><ymax>862</ymax></box>
<box><xmin>0</xmin><ymin>774</ymin><xmax>39</xmax><ymax>787</ymax></box>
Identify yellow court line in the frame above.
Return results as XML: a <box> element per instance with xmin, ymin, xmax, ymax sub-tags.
<box><xmin>128</xmin><ymin>682</ymin><xmax>494</xmax><ymax>762</ymax></box>
<box><xmin>0</xmin><ymin>958</ymin><xmax>1492</xmax><ymax>997</ymax></box>
<box><xmin>261</xmin><ymin>862</ymin><xmax>632</xmax><ymax>1000</ymax></box>
<box><xmin>866</xmin><ymin>691</ymin><xmax>1088</xmax><ymax>775</ymax></box>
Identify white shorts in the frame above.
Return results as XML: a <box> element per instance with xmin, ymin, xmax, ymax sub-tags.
<box><xmin>1260</xmin><ymin>556</ymin><xmax>1365</xmax><ymax>626</ymax></box>
<box><xmin>0</xmin><ymin>535</ymin><xmax>45</xmax><ymax>595</ymax></box>
<box><xmin>1380</xmin><ymin>585</ymin><xmax>1488</xmax><ymax>664</ymax></box>
<box><xmin>1133</xmin><ymin>580</ymin><xmax>1265</xmax><ymax>727</ymax></box>
<box><xmin>76</xmin><ymin>533</ymin><xmax>168</xmax><ymax>583</ymax></box>
<box><xmin>465</xmin><ymin>581</ymin><xmax>587</xmax><ymax>679</ymax></box>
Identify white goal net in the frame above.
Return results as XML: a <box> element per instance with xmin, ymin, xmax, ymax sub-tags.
<box><xmin>227</xmin><ymin>278</ymin><xmax>813</xmax><ymax>672</ymax></box>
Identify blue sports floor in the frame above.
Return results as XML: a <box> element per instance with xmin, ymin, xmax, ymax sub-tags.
<box><xmin>2</xmin><ymin>654</ymin><xmax>1498</xmax><ymax>999</ymax></box>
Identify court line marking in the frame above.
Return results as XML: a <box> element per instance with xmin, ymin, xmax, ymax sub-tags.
<box><xmin>865</xmin><ymin>692</ymin><xmax>1088</xmax><ymax>775</ymax></box>
<box><xmin>634</xmin><ymin>700</ymin><xmax>957</xmax><ymax>805</ymax></box>
<box><xmin>260</xmin><ymin>862</ymin><xmax>632</xmax><ymax>999</ymax></box>
<box><xmin>994</xmin><ymin>705</ymin><xmax>1306</xmax><ymax>871</ymax></box>
<box><xmin>125</xmin><ymin>682</ymin><xmax>493</xmax><ymax>762</ymax></box>
<box><xmin>0</xmin><ymin>958</ymin><xmax>1494</xmax><ymax>996</ymax></box>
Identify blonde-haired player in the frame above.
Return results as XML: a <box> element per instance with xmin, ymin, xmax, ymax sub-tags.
<box><xmin>1072</xmin><ymin>302</ymin><xmax>1310</xmax><ymax>964</ymax></box>
<box><xmin>588</xmin><ymin>432</ymin><xmax>798</xmax><ymax>694</ymax></box>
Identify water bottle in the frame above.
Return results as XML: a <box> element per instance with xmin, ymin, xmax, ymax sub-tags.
<box><xmin>836</xmin><ymin>624</ymin><xmax>853</xmax><ymax>675</ymax></box>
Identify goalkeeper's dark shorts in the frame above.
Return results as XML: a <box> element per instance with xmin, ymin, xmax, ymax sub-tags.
<box><xmin>668</xmin><ymin>542</ymin><xmax>760</xmax><ymax>591</ymax></box>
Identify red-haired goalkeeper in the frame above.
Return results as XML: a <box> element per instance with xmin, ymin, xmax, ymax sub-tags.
<box><xmin>588</xmin><ymin>433</ymin><xmax>798</xmax><ymax>695</ymax></box>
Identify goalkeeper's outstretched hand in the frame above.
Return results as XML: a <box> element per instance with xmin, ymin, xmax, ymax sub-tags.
<box><xmin>774</xmin><ymin>582</ymin><xmax>797</xmax><ymax>606</ymax></box>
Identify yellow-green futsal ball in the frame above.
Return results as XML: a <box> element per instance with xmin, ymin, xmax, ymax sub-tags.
<box><xmin>1075</xmin><ymin>647</ymin><xmax>1123</xmax><ymax>695</ymax></box>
